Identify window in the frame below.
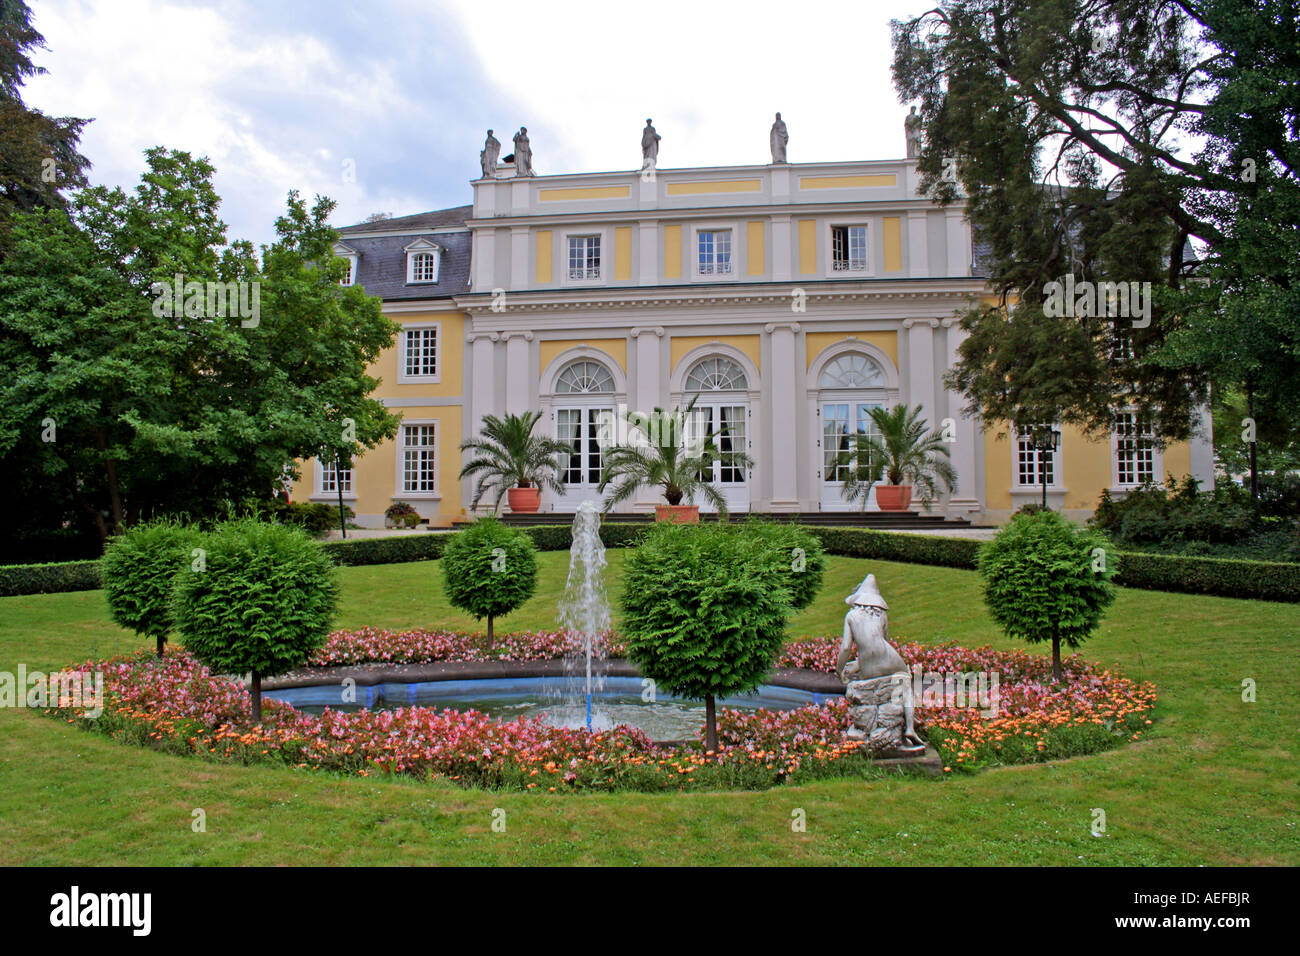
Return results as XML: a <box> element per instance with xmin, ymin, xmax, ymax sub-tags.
<box><xmin>556</xmin><ymin>407</ymin><xmax>613</xmax><ymax>485</ymax></box>
<box><xmin>697</xmin><ymin>230</ymin><xmax>733</xmax><ymax>275</ymax></box>
<box><xmin>334</xmin><ymin>242</ymin><xmax>358</xmax><ymax>287</ymax></box>
<box><xmin>1014</xmin><ymin>424</ymin><xmax>1058</xmax><ymax>487</ymax></box>
<box><xmin>822</xmin><ymin>403</ymin><xmax>882</xmax><ymax>483</ymax></box>
<box><xmin>555</xmin><ymin>360</ymin><xmax>615</xmax><ymax>394</ymax></box>
<box><xmin>567</xmin><ymin>235</ymin><xmax>601</xmax><ymax>280</ymax></box>
<box><xmin>1109</xmin><ymin>328</ymin><xmax>1135</xmax><ymax>363</ymax></box>
<box><xmin>684</xmin><ymin>357</ymin><xmax>747</xmax><ymax>391</ymax></box>
<box><xmin>832</xmin><ymin>225</ymin><xmax>868</xmax><ymax>272</ymax></box>
<box><xmin>818</xmin><ymin>352</ymin><xmax>886</xmax><ymax>389</ymax></box>
<box><xmin>340</xmin><ymin>259</ymin><xmax>354</xmax><ymax>286</ymax></box>
<box><xmin>319</xmin><ymin>460</ymin><xmax>353</xmax><ymax>496</ymax></box>
<box><xmin>400</xmin><ymin>423</ymin><xmax>437</xmax><ymax>493</ymax></box>
<box><xmin>1114</xmin><ymin>412</ymin><xmax>1156</xmax><ymax>486</ymax></box>
<box><xmin>399</xmin><ymin>325</ymin><xmax>439</xmax><ymax>380</ymax></box>
<box><xmin>404</xmin><ymin>239</ymin><xmax>441</xmax><ymax>284</ymax></box>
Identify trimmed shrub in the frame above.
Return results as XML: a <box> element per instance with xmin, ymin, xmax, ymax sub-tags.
<box><xmin>1112</xmin><ymin>550</ymin><xmax>1300</xmax><ymax>602</ymax></box>
<box><xmin>171</xmin><ymin>519</ymin><xmax>339</xmax><ymax>723</ymax></box>
<box><xmin>101</xmin><ymin>519</ymin><xmax>201</xmax><ymax>656</ymax></box>
<box><xmin>0</xmin><ymin>559</ymin><xmax>102</xmax><ymax>596</ymax></box>
<box><xmin>620</xmin><ymin>522</ymin><xmax>795</xmax><ymax>750</ymax></box>
<box><xmin>323</xmin><ymin>533</ymin><xmax>448</xmax><ymax>566</ymax></box>
<box><xmin>739</xmin><ymin>518</ymin><xmax>826</xmax><ymax>610</ymax></box>
<box><xmin>809</xmin><ymin>526</ymin><xmax>983</xmax><ymax>568</ymax></box>
<box><xmin>978</xmin><ymin>510</ymin><xmax>1118</xmax><ymax>681</ymax></box>
<box><xmin>441</xmin><ymin>517</ymin><xmax>538</xmax><ymax>646</ymax></box>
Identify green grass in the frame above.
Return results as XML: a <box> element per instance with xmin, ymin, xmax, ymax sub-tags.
<box><xmin>1</xmin><ymin>552</ymin><xmax>1296</xmax><ymax>865</ymax></box>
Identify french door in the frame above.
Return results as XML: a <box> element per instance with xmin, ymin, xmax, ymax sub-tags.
<box><xmin>553</xmin><ymin>406</ymin><xmax>613</xmax><ymax>510</ymax></box>
<box><xmin>819</xmin><ymin>401</ymin><xmax>882</xmax><ymax>511</ymax></box>
<box><xmin>685</xmin><ymin>402</ymin><xmax>750</xmax><ymax>513</ymax></box>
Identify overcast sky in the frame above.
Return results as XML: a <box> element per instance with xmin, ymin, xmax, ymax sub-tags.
<box><xmin>23</xmin><ymin>0</ymin><xmax>931</xmax><ymax>249</ymax></box>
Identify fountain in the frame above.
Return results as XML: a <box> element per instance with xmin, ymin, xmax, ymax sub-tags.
<box><xmin>556</xmin><ymin>501</ymin><xmax>610</xmax><ymax>731</ymax></box>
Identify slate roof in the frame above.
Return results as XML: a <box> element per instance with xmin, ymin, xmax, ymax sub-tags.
<box><xmin>337</xmin><ymin>205</ymin><xmax>472</xmax><ymax>301</ymax></box>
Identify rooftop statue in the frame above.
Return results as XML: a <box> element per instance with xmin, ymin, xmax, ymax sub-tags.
<box><xmin>905</xmin><ymin>106</ymin><xmax>923</xmax><ymax>159</ymax></box>
<box><xmin>513</xmin><ymin>127</ymin><xmax>534</xmax><ymax>177</ymax></box>
<box><xmin>770</xmin><ymin>112</ymin><xmax>788</xmax><ymax>164</ymax></box>
<box><xmin>479</xmin><ymin>129</ymin><xmax>500</xmax><ymax>179</ymax></box>
<box><xmin>641</xmin><ymin>119</ymin><xmax>660</xmax><ymax>168</ymax></box>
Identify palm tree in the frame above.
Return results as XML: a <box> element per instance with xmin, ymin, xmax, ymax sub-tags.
<box><xmin>598</xmin><ymin>396</ymin><xmax>754</xmax><ymax>515</ymax></box>
<box><xmin>458</xmin><ymin>411</ymin><xmax>572</xmax><ymax>513</ymax></box>
<box><xmin>838</xmin><ymin>404</ymin><xmax>957</xmax><ymax>510</ymax></box>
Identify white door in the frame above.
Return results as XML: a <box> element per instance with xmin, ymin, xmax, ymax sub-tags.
<box><xmin>553</xmin><ymin>406</ymin><xmax>613</xmax><ymax>511</ymax></box>
<box><xmin>819</xmin><ymin>401</ymin><xmax>882</xmax><ymax>511</ymax></box>
<box><xmin>684</xmin><ymin>403</ymin><xmax>750</xmax><ymax>513</ymax></box>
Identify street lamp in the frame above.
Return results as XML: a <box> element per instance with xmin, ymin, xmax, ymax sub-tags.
<box><xmin>1029</xmin><ymin>424</ymin><xmax>1062</xmax><ymax>510</ymax></box>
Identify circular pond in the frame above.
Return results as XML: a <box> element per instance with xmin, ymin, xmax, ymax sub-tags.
<box><xmin>264</xmin><ymin>675</ymin><xmax>840</xmax><ymax>741</ymax></box>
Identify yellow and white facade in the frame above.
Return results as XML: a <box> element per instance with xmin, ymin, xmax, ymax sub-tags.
<box><xmin>293</xmin><ymin>153</ymin><xmax>1214</xmax><ymax>527</ymax></box>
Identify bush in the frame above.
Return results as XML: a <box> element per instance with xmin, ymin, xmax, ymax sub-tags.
<box><xmin>620</xmin><ymin>522</ymin><xmax>795</xmax><ymax>749</ymax></box>
<box><xmin>384</xmin><ymin>502</ymin><xmax>421</xmax><ymax>528</ymax></box>
<box><xmin>0</xmin><ymin>559</ymin><xmax>102</xmax><ymax>596</ymax></box>
<box><xmin>322</xmin><ymin>533</ymin><xmax>448</xmax><ymax>566</ymax></box>
<box><xmin>101</xmin><ymin>519</ymin><xmax>200</xmax><ymax>656</ymax></box>
<box><xmin>738</xmin><ymin>518</ymin><xmax>825</xmax><ymax>610</ymax></box>
<box><xmin>1092</xmin><ymin>478</ymin><xmax>1259</xmax><ymax>546</ymax></box>
<box><xmin>171</xmin><ymin>519</ymin><xmax>339</xmax><ymax>722</ymax></box>
<box><xmin>978</xmin><ymin>510</ymin><xmax>1118</xmax><ymax>681</ymax></box>
<box><xmin>441</xmin><ymin>518</ymin><xmax>538</xmax><ymax>646</ymax></box>
<box><xmin>809</xmin><ymin>526</ymin><xmax>982</xmax><ymax>568</ymax></box>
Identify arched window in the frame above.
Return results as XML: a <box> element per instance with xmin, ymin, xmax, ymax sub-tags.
<box><xmin>819</xmin><ymin>352</ymin><xmax>885</xmax><ymax>389</ymax></box>
<box><xmin>685</xmin><ymin>356</ymin><xmax>748</xmax><ymax>391</ymax></box>
<box><xmin>555</xmin><ymin>360</ymin><xmax>615</xmax><ymax>394</ymax></box>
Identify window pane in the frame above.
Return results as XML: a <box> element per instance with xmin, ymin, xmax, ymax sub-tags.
<box><xmin>402</xmin><ymin>424</ymin><xmax>437</xmax><ymax>492</ymax></box>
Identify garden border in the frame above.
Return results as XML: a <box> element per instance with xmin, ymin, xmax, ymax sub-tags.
<box><xmin>4</xmin><ymin>523</ymin><xmax>1298</xmax><ymax>603</ymax></box>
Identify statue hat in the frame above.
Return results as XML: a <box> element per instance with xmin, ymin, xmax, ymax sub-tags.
<box><xmin>845</xmin><ymin>573</ymin><xmax>888</xmax><ymax>609</ymax></box>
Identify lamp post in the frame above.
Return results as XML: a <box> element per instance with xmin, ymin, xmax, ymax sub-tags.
<box><xmin>1030</xmin><ymin>424</ymin><xmax>1062</xmax><ymax>510</ymax></box>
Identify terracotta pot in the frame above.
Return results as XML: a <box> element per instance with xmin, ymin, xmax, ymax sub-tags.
<box><xmin>655</xmin><ymin>504</ymin><xmax>700</xmax><ymax>524</ymax></box>
<box><xmin>507</xmin><ymin>487</ymin><xmax>542</xmax><ymax>513</ymax></box>
<box><xmin>874</xmin><ymin>484</ymin><xmax>913</xmax><ymax>512</ymax></box>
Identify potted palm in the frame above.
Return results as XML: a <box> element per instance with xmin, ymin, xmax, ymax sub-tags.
<box><xmin>459</xmin><ymin>411</ymin><xmax>571</xmax><ymax>513</ymax></box>
<box><xmin>838</xmin><ymin>404</ymin><xmax>956</xmax><ymax>512</ymax></box>
<box><xmin>599</xmin><ymin>397</ymin><xmax>753</xmax><ymax>521</ymax></box>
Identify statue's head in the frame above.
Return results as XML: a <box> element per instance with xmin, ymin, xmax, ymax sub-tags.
<box><xmin>646</xmin><ymin>118</ymin><xmax>653</xmax><ymax>125</ymax></box>
<box><xmin>910</xmin><ymin>105</ymin><xmax>918</xmax><ymax>114</ymax></box>
<box><xmin>775</xmin><ymin>111</ymin><xmax>781</xmax><ymax>119</ymax></box>
<box><xmin>846</xmin><ymin>573</ymin><xmax>888</xmax><ymax>610</ymax></box>
<box><xmin>487</xmin><ymin>129</ymin><xmax>493</xmax><ymax>135</ymax></box>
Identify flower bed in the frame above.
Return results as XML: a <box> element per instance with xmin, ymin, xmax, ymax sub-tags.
<box><xmin>47</xmin><ymin>629</ymin><xmax>1156</xmax><ymax>791</ymax></box>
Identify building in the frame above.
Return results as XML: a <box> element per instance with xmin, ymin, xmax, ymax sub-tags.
<box><xmin>292</xmin><ymin>136</ymin><xmax>1214</xmax><ymax>527</ymax></box>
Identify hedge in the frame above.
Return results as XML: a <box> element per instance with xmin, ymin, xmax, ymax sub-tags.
<box><xmin>0</xmin><ymin>559</ymin><xmax>102</xmax><ymax>597</ymax></box>
<box><xmin>3</xmin><ymin>523</ymin><xmax>1298</xmax><ymax>603</ymax></box>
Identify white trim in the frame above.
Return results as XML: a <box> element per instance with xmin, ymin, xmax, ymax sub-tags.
<box><xmin>395</xmin><ymin>419</ymin><xmax>440</xmax><ymax>498</ymax></box>
<box><xmin>313</xmin><ymin>457</ymin><xmax>357</xmax><ymax>500</ymax></box>
<box><xmin>689</xmin><ymin>220</ymin><xmax>740</xmax><ymax>282</ymax></box>
<box><xmin>558</xmin><ymin>226</ymin><xmax>611</xmax><ymax>287</ymax></box>
<box><xmin>806</xmin><ymin>338</ymin><xmax>900</xmax><ymax>394</ymax></box>
<box><xmin>397</xmin><ymin>321</ymin><xmax>442</xmax><ymax>384</ymax></box>
<box><xmin>539</xmin><ymin>345</ymin><xmax>629</xmax><ymax>397</ymax></box>
<box><xmin>1010</xmin><ymin>423</ymin><xmax>1065</xmax><ymax>491</ymax></box>
<box><xmin>669</xmin><ymin>341</ymin><xmax>760</xmax><ymax>400</ymax></box>
<box><xmin>333</xmin><ymin>242</ymin><xmax>358</xmax><ymax>287</ymax></box>
<box><xmin>404</xmin><ymin>237</ymin><xmax>442</xmax><ymax>284</ymax></box>
<box><xmin>823</xmin><ymin>221</ymin><xmax>874</xmax><ymax>279</ymax></box>
<box><xmin>1110</xmin><ymin>409</ymin><xmax>1163</xmax><ymax>489</ymax></box>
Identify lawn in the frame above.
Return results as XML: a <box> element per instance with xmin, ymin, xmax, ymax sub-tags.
<box><xmin>1</xmin><ymin>552</ymin><xmax>1295</xmax><ymax>865</ymax></box>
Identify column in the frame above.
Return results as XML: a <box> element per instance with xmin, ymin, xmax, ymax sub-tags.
<box><xmin>637</xmin><ymin>221</ymin><xmax>657</xmax><ymax>286</ymax></box>
<box><xmin>504</xmin><ymin>331</ymin><xmax>532</xmax><ymax>415</ymax></box>
<box><xmin>630</xmin><ymin>327</ymin><xmax>665</xmax><ymax>512</ymax></box>
<box><xmin>904</xmin><ymin>318</ymin><xmax>938</xmax><ymax>419</ymax></box>
<box><xmin>770</xmin><ymin>215</ymin><xmax>793</xmax><ymax>283</ymax></box>
<box><xmin>467</xmin><ymin>330</ymin><xmax>500</xmax><ymax>514</ymax></box>
<box><xmin>942</xmin><ymin>317</ymin><xmax>981</xmax><ymax>516</ymax></box>
<box><xmin>766</xmin><ymin>321</ymin><xmax>800</xmax><ymax>511</ymax></box>
<box><xmin>945</xmin><ymin>207</ymin><xmax>970</xmax><ymax>277</ymax></box>
<box><xmin>509</xmin><ymin>226</ymin><xmax>529</xmax><ymax>289</ymax></box>
<box><xmin>907</xmin><ymin>210</ymin><xmax>929</xmax><ymax>277</ymax></box>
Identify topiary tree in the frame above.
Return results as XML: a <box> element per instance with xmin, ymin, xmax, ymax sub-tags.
<box><xmin>171</xmin><ymin>518</ymin><xmax>339</xmax><ymax>723</ymax></box>
<box><xmin>621</xmin><ymin>522</ymin><xmax>795</xmax><ymax>750</ymax></box>
<box><xmin>977</xmin><ymin>509</ymin><xmax>1118</xmax><ymax>683</ymax></box>
<box><xmin>101</xmin><ymin>518</ymin><xmax>201</xmax><ymax>657</ymax></box>
<box><xmin>441</xmin><ymin>517</ymin><xmax>538</xmax><ymax>647</ymax></box>
<box><xmin>738</xmin><ymin>518</ymin><xmax>826</xmax><ymax>611</ymax></box>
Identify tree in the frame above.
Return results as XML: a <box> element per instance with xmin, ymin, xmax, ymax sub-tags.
<box><xmin>837</xmin><ymin>404</ymin><xmax>956</xmax><ymax>510</ymax></box>
<box><xmin>171</xmin><ymin>519</ymin><xmax>338</xmax><ymax>723</ymax></box>
<box><xmin>620</xmin><ymin>523</ymin><xmax>795</xmax><ymax>751</ymax></box>
<box><xmin>890</xmin><ymin>0</ymin><xmax>1298</xmax><ymax>452</ymax></box>
<box><xmin>738</xmin><ymin>518</ymin><xmax>826</xmax><ymax>612</ymax></box>
<box><xmin>0</xmin><ymin>149</ymin><xmax>401</xmax><ymax>547</ymax></box>
<box><xmin>441</xmin><ymin>517</ymin><xmax>538</xmax><ymax>647</ymax></box>
<box><xmin>0</xmin><ymin>0</ymin><xmax>91</xmax><ymax>255</ymax></box>
<box><xmin>977</xmin><ymin>509</ymin><xmax>1117</xmax><ymax>682</ymax></box>
<box><xmin>598</xmin><ymin>396</ymin><xmax>754</xmax><ymax>515</ymax></box>
<box><xmin>101</xmin><ymin>519</ymin><xmax>200</xmax><ymax>657</ymax></box>
<box><xmin>458</xmin><ymin>411</ymin><xmax>572</xmax><ymax>512</ymax></box>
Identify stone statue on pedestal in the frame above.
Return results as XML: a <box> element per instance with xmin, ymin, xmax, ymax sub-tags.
<box><xmin>513</xmin><ymin>127</ymin><xmax>534</xmax><ymax>177</ymax></box>
<box><xmin>905</xmin><ymin>106</ymin><xmax>923</xmax><ymax>159</ymax></box>
<box><xmin>837</xmin><ymin>574</ymin><xmax>925</xmax><ymax>755</ymax></box>
<box><xmin>770</xmin><ymin>112</ymin><xmax>788</xmax><ymax>164</ymax></box>
<box><xmin>480</xmin><ymin>129</ymin><xmax>501</xmax><ymax>179</ymax></box>
<box><xmin>641</xmin><ymin>119</ymin><xmax>660</xmax><ymax>169</ymax></box>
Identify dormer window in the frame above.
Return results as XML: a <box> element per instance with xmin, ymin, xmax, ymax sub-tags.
<box><xmin>333</xmin><ymin>241</ymin><xmax>358</xmax><ymax>287</ymax></box>
<box><xmin>404</xmin><ymin>238</ymin><xmax>442</xmax><ymax>284</ymax></box>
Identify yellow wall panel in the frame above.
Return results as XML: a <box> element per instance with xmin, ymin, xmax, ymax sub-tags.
<box><xmin>799</xmin><ymin>174</ymin><xmax>896</xmax><ymax>189</ymax></box>
<box><xmin>535</xmin><ymin>230</ymin><xmax>552</xmax><ymax>284</ymax></box>
<box><xmin>798</xmin><ymin>219</ymin><xmax>816</xmax><ymax>275</ymax></box>
<box><xmin>614</xmin><ymin>226</ymin><xmax>632</xmax><ymax>281</ymax></box>
<box><xmin>664</xmin><ymin>224</ymin><xmax>682</xmax><ymax>279</ymax></box>
<box><xmin>804</xmin><ymin>331</ymin><xmax>899</xmax><ymax>371</ymax></box>
<box><xmin>538</xmin><ymin>185</ymin><xmax>630</xmax><ymax>201</ymax></box>
<box><xmin>882</xmin><ymin>216</ymin><xmax>902</xmax><ymax>272</ymax></box>
<box><xmin>670</xmin><ymin>334</ymin><xmax>760</xmax><ymax>374</ymax></box>
<box><xmin>539</xmin><ymin>338</ymin><xmax>628</xmax><ymax>376</ymax></box>
<box><xmin>665</xmin><ymin>180</ymin><xmax>762</xmax><ymax>195</ymax></box>
<box><xmin>747</xmin><ymin>220</ymin><xmax>765</xmax><ymax>276</ymax></box>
